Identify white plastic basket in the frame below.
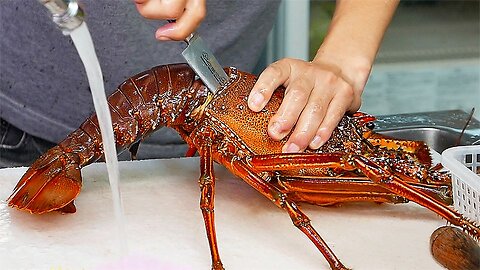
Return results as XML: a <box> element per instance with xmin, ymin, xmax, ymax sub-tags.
<box><xmin>441</xmin><ymin>145</ymin><xmax>480</xmax><ymax>224</ymax></box>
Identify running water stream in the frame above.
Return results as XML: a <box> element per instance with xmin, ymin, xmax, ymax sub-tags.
<box><xmin>69</xmin><ymin>23</ymin><xmax>127</xmax><ymax>256</ymax></box>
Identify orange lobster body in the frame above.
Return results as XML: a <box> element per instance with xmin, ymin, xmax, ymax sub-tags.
<box><xmin>8</xmin><ymin>64</ymin><xmax>479</xmax><ymax>270</ymax></box>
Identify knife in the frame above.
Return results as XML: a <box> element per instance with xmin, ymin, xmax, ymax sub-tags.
<box><xmin>168</xmin><ymin>20</ymin><xmax>229</xmax><ymax>94</ymax></box>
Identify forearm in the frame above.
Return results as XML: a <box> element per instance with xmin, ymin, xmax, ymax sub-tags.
<box><xmin>314</xmin><ymin>0</ymin><xmax>399</xmax><ymax>92</ymax></box>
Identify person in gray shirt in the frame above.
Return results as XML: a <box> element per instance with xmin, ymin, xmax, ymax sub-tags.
<box><xmin>0</xmin><ymin>0</ymin><xmax>280</xmax><ymax>166</ymax></box>
<box><xmin>0</xmin><ymin>0</ymin><xmax>399</xmax><ymax>167</ymax></box>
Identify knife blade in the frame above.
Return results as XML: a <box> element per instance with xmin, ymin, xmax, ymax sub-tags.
<box><xmin>166</xmin><ymin>20</ymin><xmax>229</xmax><ymax>94</ymax></box>
<box><xmin>181</xmin><ymin>33</ymin><xmax>229</xmax><ymax>94</ymax></box>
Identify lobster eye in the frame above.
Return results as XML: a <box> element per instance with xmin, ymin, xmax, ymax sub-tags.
<box><xmin>366</xmin><ymin>122</ymin><xmax>375</xmax><ymax>130</ymax></box>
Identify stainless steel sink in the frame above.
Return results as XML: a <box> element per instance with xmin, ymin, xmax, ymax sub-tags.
<box><xmin>378</xmin><ymin>127</ymin><xmax>471</xmax><ymax>153</ymax></box>
<box><xmin>374</xmin><ymin>110</ymin><xmax>480</xmax><ymax>153</ymax></box>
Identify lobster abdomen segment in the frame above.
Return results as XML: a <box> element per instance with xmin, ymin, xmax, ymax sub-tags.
<box><xmin>8</xmin><ymin>64</ymin><xmax>198</xmax><ymax>214</ymax></box>
<box><xmin>73</xmin><ymin>63</ymin><xmax>197</xmax><ymax>165</ymax></box>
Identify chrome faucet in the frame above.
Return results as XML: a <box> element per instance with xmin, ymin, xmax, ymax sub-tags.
<box><xmin>38</xmin><ymin>0</ymin><xmax>84</xmax><ymax>34</ymax></box>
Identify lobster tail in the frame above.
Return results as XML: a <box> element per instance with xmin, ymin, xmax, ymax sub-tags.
<box><xmin>8</xmin><ymin>146</ymin><xmax>82</xmax><ymax>214</ymax></box>
<box><xmin>98</xmin><ymin>63</ymin><xmax>199</xmax><ymax>150</ymax></box>
<box><xmin>8</xmin><ymin>64</ymin><xmax>202</xmax><ymax>214</ymax></box>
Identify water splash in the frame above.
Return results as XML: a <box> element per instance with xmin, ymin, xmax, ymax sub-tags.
<box><xmin>69</xmin><ymin>23</ymin><xmax>127</xmax><ymax>256</ymax></box>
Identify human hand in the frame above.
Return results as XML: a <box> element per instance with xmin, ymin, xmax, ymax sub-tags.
<box><xmin>247</xmin><ymin>58</ymin><xmax>362</xmax><ymax>153</ymax></box>
<box><xmin>247</xmin><ymin>0</ymin><xmax>398</xmax><ymax>153</ymax></box>
<box><xmin>134</xmin><ymin>0</ymin><xmax>206</xmax><ymax>40</ymax></box>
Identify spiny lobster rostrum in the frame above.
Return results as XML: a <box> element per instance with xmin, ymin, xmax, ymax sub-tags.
<box><xmin>8</xmin><ymin>64</ymin><xmax>479</xmax><ymax>270</ymax></box>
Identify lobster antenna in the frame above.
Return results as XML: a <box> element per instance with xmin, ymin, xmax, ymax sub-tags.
<box><xmin>455</xmin><ymin>108</ymin><xmax>475</xmax><ymax>146</ymax></box>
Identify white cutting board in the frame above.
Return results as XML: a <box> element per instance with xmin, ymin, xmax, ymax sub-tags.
<box><xmin>0</xmin><ymin>157</ymin><xmax>445</xmax><ymax>270</ymax></box>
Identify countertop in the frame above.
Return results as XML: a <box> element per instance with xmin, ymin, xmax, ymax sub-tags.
<box><xmin>0</xmin><ymin>157</ymin><xmax>446</xmax><ymax>270</ymax></box>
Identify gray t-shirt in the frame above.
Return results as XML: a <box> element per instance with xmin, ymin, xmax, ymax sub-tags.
<box><xmin>0</xmin><ymin>0</ymin><xmax>280</xmax><ymax>150</ymax></box>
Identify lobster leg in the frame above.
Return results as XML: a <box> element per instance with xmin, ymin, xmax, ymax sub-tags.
<box><xmin>198</xmin><ymin>143</ymin><xmax>224</xmax><ymax>270</ymax></box>
<box><xmin>128</xmin><ymin>140</ymin><xmax>141</xmax><ymax>160</ymax></box>
<box><xmin>251</xmin><ymin>153</ymin><xmax>451</xmax><ymax>204</ymax></box>
<box><xmin>228</xmin><ymin>159</ymin><xmax>350</xmax><ymax>270</ymax></box>
<box><xmin>276</xmin><ymin>176</ymin><xmax>409</xmax><ymax>205</ymax></box>
<box><xmin>250</xmin><ymin>153</ymin><xmax>479</xmax><ymax>239</ymax></box>
<box><xmin>185</xmin><ymin>146</ymin><xmax>197</xmax><ymax>157</ymax></box>
<box><xmin>351</xmin><ymin>155</ymin><xmax>480</xmax><ymax>238</ymax></box>
<box><xmin>250</xmin><ymin>153</ymin><xmax>346</xmax><ymax>171</ymax></box>
<box><xmin>277</xmin><ymin>176</ymin><xmax>451</xmax><ymax>206</ymax></box>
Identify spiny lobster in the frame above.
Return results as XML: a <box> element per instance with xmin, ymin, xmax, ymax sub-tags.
<box><xmin>8</xmin><ymin>63</ymin><xmax>479</xmax><ymax>270</ymax></box>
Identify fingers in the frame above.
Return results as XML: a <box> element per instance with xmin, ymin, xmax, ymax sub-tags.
<box><xmin>134</xmin><ymin>0</ymin><xmax>206</xmax><ymax>41</ymax></box>
<box><xmin>248</xmin><ymin>59</ymin><xmax>292</xmax><ymax>112</ymax></box>
<box><xmin>251</xmin><ymin>59</ymin><xmax>361</xmax><ymax>153</ymax></box>
<box><xmin>307</xmin><ymin>80</ymin><xmax>356</xmax><ymax>150</ymax></box>
<box><xmin>156</xmin><ymin>0</ymin><xmax>206</xmax><ymax>40</ymax></box>
<box><xmin>282</xmin><ymin>75</ymin><xmax>335</xmax><ymax>152</ymax></box>
<box><xmin>268</xmin><ymin>70</ymin><xmax>316</xmax><ymax>142</ymax></box>
<box><xmin>134</xmin><ymin>0</ymin><xmax>187</xmax><ymax>19</ymax></box>
<box><xmin>282</xmin><ymin>68</ymin><xmax>353</xmax><ymax>153</ymax></box>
